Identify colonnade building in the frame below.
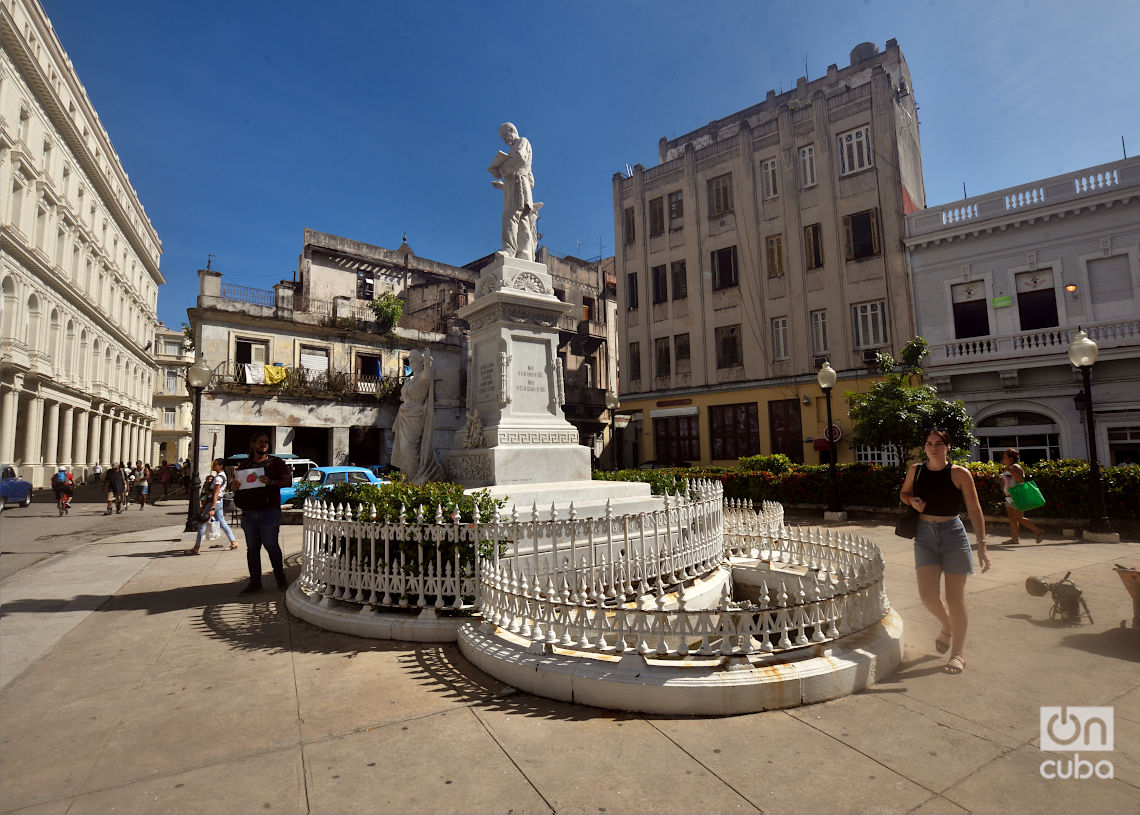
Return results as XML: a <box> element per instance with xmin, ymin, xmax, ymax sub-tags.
<box><xmin>1</xmin><ymin>0</ymin><xmax>162</xmax><ymax>486</ymax></box>
<box><xmin>612</xmin><ymin>40</ymin><xmax>923</xmax><ymax>467</ymax></box>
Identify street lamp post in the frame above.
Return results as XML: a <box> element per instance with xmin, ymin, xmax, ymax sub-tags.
<box><xmin>183</xmin><ymin>356</ymin><xmax>212</xmax><ymax>533</ymax></box>
<box><xmin>1066</xmin><ymin>330</ymin><xmax>1118</xmax><ymax>542</ymax></box>
<box><xmin>605</xmin><ymin>391</ymin><xmax>620</xmax><ymax>471</ymax></box>
<box><xmin>816</xmin><ymin>361</ymin><xmax>846</xmax><ymax>521</ymax></box>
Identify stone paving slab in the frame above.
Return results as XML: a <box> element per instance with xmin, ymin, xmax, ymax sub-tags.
<box><xmin>1</xmin><ymin>519</ymin><xmax>1137</xmax><ymax>814</ymax></box>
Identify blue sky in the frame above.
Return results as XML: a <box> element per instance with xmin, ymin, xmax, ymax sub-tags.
<box><xmin>41</xmin><ymin>0</ymin><xmax>1140</xmax><ymax>331</ymax></box>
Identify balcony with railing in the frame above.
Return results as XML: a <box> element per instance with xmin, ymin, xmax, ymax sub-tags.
<box><xmin>208</xmin><ymin>361</ymin><xmax>403</xmax><ymax>403</ymax></box>
<box><xmin>927</xmin><ymin>317</ymin><xmax>1140</xmax><ymax>368</ymax></box>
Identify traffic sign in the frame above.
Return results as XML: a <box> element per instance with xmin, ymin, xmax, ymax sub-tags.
<box><xmin>824</xmin><ymin>424</ymin><xmax>842</xmax><ymax>443</ymax></box>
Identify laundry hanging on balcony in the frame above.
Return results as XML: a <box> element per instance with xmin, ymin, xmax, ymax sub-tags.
<box><xmin>241</xmin><ymin>363</ymin><xmax>265</xmax><ymax>384</ymax></box>
<box><xmin>263</xmin><ymin>365</ymin><xmax>287</xmax><ymax>385</ymax></box>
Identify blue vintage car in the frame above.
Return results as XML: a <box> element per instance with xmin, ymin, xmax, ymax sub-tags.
<box><xmin>1</xmin><ymin>465</ymin><xmax>34</xmax><ymax>508</ymax></box>
<box><xmin>279</xmin><ymin>466</ymin><xmax>388</xmax><ymax>505</ymax></box>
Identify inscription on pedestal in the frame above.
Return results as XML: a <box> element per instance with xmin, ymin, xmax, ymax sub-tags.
<box><xmin>513</xmin><ymin>340</ymin><xmax>548</xmax><ymax>414</ymax></box>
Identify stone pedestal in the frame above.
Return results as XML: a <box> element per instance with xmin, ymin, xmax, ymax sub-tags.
<box><xmin>444</xmin><ymin>255</ymin><xmax>591</xmax><ymax>488</ymax></box>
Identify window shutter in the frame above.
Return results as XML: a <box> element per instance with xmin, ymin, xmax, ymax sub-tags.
<box><xmin>842</xmin><ymin>216</ymin><xmax>854</xmax><ymax>260</ymax></box>
<box><xmin>252</xmin><ymin>343</ymin><xmax>267</xmax><ymax>364</ymax></box>
<box><xmin>870</xmin><ymin>209</ymin><xmax>880</xmax><ymax>255</ymax></box>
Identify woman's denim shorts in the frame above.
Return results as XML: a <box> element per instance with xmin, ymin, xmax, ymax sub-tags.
<box><xmin>914</xmin><ymin>517</ymin><xmax>974</xmax><ymax>575</ymax></box>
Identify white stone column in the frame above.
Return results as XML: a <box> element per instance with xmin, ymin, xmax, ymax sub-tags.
<box><xmin>111</xmin><ymin>415</ymin><xmax>123</xmax><ymax>465</ymax></box>
<box><xmin>24</xmin><ymin>396</ymin><xmax>44</xmax><ymax>464</ymax></box>
<box><xmin>59</xmin><ymin>405</ymin><xmax>75</xmax><ymax>466</ymax></box>
<box><xmin>75</xmin><ymin>408</ymin><xmax>89</xmax><ymax>467</ymax></box>
<box><xmin>144</xmin><ymin>426</ymin><xmax>153</xmax><ymax>463</ymax></box>
<box><xmin>97</xmin><ymin>410</ymin><xmax>111</xmax><ymax>466</ymax></box>
<box><xmin>0</xmin><ymin>386</ymin><xmax>18</xmax><ymax>463</ymax></box>
<box><xmin>44</xmin><ymin>401</ymin><xmax>61</xmax><ymax>468</ymax></box>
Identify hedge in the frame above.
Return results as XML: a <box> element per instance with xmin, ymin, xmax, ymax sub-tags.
<box><xmin>594</xmin><ymin>460</ymin><xmax>1140</xmax><ymax>521</ymax></box>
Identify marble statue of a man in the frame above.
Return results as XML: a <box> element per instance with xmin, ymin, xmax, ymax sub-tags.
<box><xmin>489</xmin><ymin>122</ymin><xmax>542</xmax><ymax>261</ymax></box>
<box><xmin>390</xmin><ymin>348</ymin><xmax>444</xmax><ymax>485</ymax></box>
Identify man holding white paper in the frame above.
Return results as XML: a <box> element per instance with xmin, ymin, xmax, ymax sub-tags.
<box><xmin>233</xmin><ymin>430</ymin><xmax>291</xmax><ymax>594</ymax></box>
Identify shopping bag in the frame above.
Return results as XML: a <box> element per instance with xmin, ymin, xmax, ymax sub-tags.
<box><xmin>1009</xmin><ymin>478</ymin><xmax>1046</xmax><ymax>512</ymax></box>
<box><xmin>205</xmin><ymin>519</ymin><xmax>221</xmax><ymax>541</ymax></box>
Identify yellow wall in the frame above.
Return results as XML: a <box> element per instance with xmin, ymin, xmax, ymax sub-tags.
<box><xmin>620</xmin><ymin>376</ymin><xmax>883</xmax><ymax>465</ymax></box>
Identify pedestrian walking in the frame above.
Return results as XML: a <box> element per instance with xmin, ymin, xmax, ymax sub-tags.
<box><xmin>93</xmin><ymin>461</ymin><xmax>103</xmax><ymax>483</ymax></box>
<box><xmin>233</xmin><ymin>431</ymin><xmax>291</xmax><ymax>594</ymax></box>
<box><xmin>899</xmin><ymin>428</ymin><xmax>989</xmax><ymax>675</ymax></box>
<box><xmin>132</xmin><ymin>460</ymin><xmax>150</xmax><ymax>510</ymax></box>
<box><xmin>159</xmin><ymin>459</ymin><xmax>170</xmax><ymax>499</ymax></box>
<box><xmin>186</xmin><ymin>459</ymin><xmax>239</xmax><ymax>555</ymax></box>
<box><xmin>1000</xmin><ymin>448</ymin><xmax>1044</xmax><ymax>545</ymax></box>
<box><xmin>104</xmin><ymin>463</ymin><xmax>126</xmax><ymax>514</ymax></box>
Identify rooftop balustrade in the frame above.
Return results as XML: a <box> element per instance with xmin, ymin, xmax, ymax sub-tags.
<box><xmin>907</xmin><ymin>156</ymin><xmax>1140</xmax><ymax>238</ymax></box>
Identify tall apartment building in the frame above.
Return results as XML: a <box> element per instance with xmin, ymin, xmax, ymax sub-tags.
<box><xmin>151</xmin><ymin>322</ymin><xmax>192</xmax><ymax>465</ymax></box>
<box><xmin>1</xmin><ymin>0</ymin><xmax>162</xmax><ymax>486</ymax></box>
<box><xmin>613</xmin><ymin>40</ymin><xmax>923</xmax><ymax>466</ymax></box>
<box><xmin>906</xmin><ymin>156</ymin><xmax>1140</xmax><ymax>466</ymax></box>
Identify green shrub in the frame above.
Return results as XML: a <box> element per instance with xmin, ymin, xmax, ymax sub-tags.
<box><xmin>594</xmin><ymin>459</ymin><xmax>1140</xmax><ymax>519</ymax></box>
<box><xmin>298</xmin><ymin>479</ymin><xmax>506</xmax><ymax>566</ymax></box>
<box><xmin>736</xmin><ymin>453</ymin><xmax>794</xmax><ymax>474</ymax></box>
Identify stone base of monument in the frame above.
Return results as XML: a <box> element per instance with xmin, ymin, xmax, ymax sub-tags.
<box><xmin>457</xmin><ymin>609</ymin><xmax>903</xmax><ymax>716</ymax></box>
<box><xmin>284</xmin><ymin>584</ymin><xmax>471</xmax><ymax>643</ymax></box>
<box><xmin>443</xmin><ymin>445</ymin><xmax>592</xmax><ymax>491</ymax></box>
<box><xmin>475</xmin><ymin>478</ymin><xmax>662</xmax><ymax>519</ymax></box>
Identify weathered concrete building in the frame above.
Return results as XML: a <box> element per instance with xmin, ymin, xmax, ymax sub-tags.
<box><xmin>150</xmin><ymin>322</ymin><xmax>192</xmax><ymax>465</ymax></box>
<box><xmin>613</xmin><ymin>39</ymin><xmax>923</xmax><ymax>467</ymax></box>
<box><xmin>187</xmin><ymin>231</ymin><xmax>467</xmax><ymax>472</ymax></box>
<box><xmin>905</xmin><ymin>156</ymin><xmax>1140</xmax><ymax>466</ymax></box>
<box><xmin>1</xmin><ymin>0</ymin><xmax>162</xmax><ymax>486</ymax></box>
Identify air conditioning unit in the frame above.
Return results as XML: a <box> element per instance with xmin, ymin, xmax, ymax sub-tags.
<box><xmin>813</xmin><ymin>356</ymin><xmax>829</xmax><ymax>369</ymax></box>
<box><xmin>862</xmin><ymin>350</ymin><xmax>879</xmax><ymax>365</ymax></box>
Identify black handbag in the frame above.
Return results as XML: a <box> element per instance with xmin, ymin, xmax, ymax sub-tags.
<box><xmin>894</xmin><ymin>464</ymin><xmax>921</xmax><ymax>539</ymax></box>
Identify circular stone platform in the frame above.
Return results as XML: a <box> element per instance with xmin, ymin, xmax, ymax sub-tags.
<box><xmin>457</xmin><ymin>609</ymin><xmax>903</xmax><ymax>716</ymax></box>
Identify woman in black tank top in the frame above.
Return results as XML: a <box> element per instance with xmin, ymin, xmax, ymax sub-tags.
<box><xmin>899</xmin><ymin>429</ymin><xmax>989</xmax><ymax>675</ymax></box>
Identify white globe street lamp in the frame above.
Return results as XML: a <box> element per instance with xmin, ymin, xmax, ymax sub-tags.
<box><xmin>1066</xmin><ymin>330</ymin><xmax>1115</xmax><ymax>541</ymax></box>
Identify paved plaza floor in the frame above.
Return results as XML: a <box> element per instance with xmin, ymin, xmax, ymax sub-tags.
<box><xmin>1</xmin><ymin>515</ymin><xmax>1137</xmax><ymax>814</ymax></box>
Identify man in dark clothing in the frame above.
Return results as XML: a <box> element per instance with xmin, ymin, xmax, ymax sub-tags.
<box><xmin>233</xmin><ymin>430</ymin><xmax>291</xmax><ymax>594</ymax></box>
<box><xmin>104</xmin><ymin>463</ymin><xmax>127</xmax><ymax>515</ymax></box>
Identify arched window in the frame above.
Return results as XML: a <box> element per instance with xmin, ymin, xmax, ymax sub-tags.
<box><xmin>65</xmin><ymin>319</ymin><xmax>76</xmax><ymax>370</ymax></box>
<box><xmin>48</xmin><ymin>308</ymin><xmax>61</xmax><ymax>363</ymax></box>
<box><xmin>79</xmin><ymin>329</ymin><xmax>89</xmax><ymax>386</ymax></box>
<box><xmin>26</xmin><ymin>294</ymin><xmax>41</xmax><ymax>350</ymax></box>
<box><xmin>975</xmin><ymin>411</ymin><xmax>1060</xmax><ymax>464</ymax></box>
<box><xmin>0</xmin><ymin>276</ymin><xmax>17</xmax><ymax>340</ymax></box>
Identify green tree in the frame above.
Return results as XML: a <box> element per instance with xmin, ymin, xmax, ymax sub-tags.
<box><xmin>180</xmin><ymin>322</ymin><xmax>194</xmax><ymax>353</ymax></box>
<box><xmin>846</xmin><ymin>337</ymin><xmax>976</xmax><ymax>470</ymax></box>
<box><xmin>368</xmin><ymin>292</ymin><xmax>404</xmax><ymax>333</ymax></box>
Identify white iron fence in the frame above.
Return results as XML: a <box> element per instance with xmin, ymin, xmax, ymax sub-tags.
<box><xmin>299</xmin><ymin>484</ymin><xmax>889</xmax><ymax>658</ymax></box>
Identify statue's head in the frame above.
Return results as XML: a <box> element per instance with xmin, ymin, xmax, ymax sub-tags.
<box><xmin>408</xmin><ymin>349</ymin><xmax>425</xmax><ymax>374</ymax></box>
<box><xmin>499</xmin><ymin>122</ymin><xmax>518</xmax><ymax>144</ymax></box>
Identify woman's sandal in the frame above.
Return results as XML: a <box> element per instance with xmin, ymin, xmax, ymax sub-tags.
<box><xmin>227</xmin><ymin>542</ymin><xmax>239</xmax><ymax>550</ymax></box>
<box><xmin>1035</xmin><ymin>530</ymin><xmax>1044</xmax><ymax>543</ymax></box>
<box><xmin>185</xmin><ymin>547</ymin><xmax>200</xmax><ymax>556</ymax></box>
<box><xmin>944</xmin><ymin>655</ymin><xmax>966</xmax><ymax>674</ymax></box>
<box><xmin>935</xmin><ymin>631</ymin><xmax>951</xmax><ymax>654</ymax></box>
